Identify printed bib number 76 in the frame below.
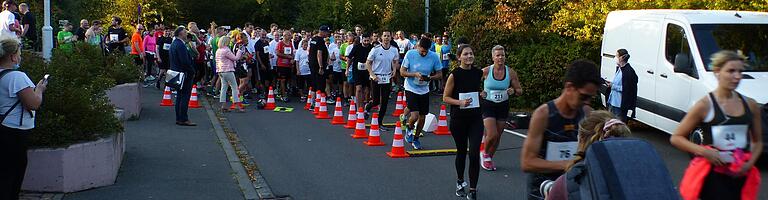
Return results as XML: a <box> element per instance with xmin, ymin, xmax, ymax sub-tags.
<box><xmin>711</xmin><ymin>124</ymin><xmax>748</xmax><ymax>151</ymax></box>
<box><xmin>545</xmin><ymin>141</ymin><xmax>578</xmax><ymax>161</ymax></box>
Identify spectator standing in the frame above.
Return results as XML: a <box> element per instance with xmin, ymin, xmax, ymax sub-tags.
<box><xmin>143</xmin><ymin>25</ymin><xmax>159</xmax><ymax>82</ymax></box>
<box><xmin>18</xmin><ymin>3</ymin><xmax>35</xmax><ymax>50</ymax></box>
<box><xmin>605</xmin><ymin>49</ymin><xmax>638</xmax><ymax>122</ymax></box>
<box><xmin>85</xmin><ymin>20</ymin><xmax>103</xmax><ymax>46</ymax></box>
<box><xmin>106</xmin><ymin>16</ymin><xmax>128</xmax><ymax>54</ymax></box>
<box><xmin>215</xmin><ymin>36</ymin><xmax>245</xmax><ymax>112</ymax></box>
<box><xmin>155</xmin><ymin>27</ymin><xmax>172</xmax><ymax>89</ymax></box>
<box><xmin>130</xmin><ymin>24</ymin><xmax>144</xmax><ymax>69</ymax></box>
<box><xmin>0</xmin><ymin>36</ymin><xmax>47</xmax><ymax>200</ymax></box>
<box><xmin>0</xmin><ymin>0</ymin><xmax>20</xmax><ymax>37</ymax></box>
<box><xmin>308</xmin><ymin>26</ymin><xmax>329</xmax><ymax>93</ymax></box>
<box><xmin>170</xmin><ymin>26</ymin><xmax>196</xmax><ymax>126</ymax></box>
<box><xmin>55</xmin><ymin>22</ymin><xmax>75</xmax><ymax>52</ymax></box>
<box><xmin>74</xmin><ymin>19</ymin><xmax>88</xmax><ymax>42</ymax></box>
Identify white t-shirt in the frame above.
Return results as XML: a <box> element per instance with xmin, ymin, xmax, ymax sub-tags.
<box><xmin>0</xmin><ymin>70</ymin><xmax>35</xmax><ymax>130</ymax></box>
<box><xmin>269</xmin><ymin>40</ymin><xmax>278</xmax><ymax>68</ymax></box>
<box><xmin>294</xmin><ymin>48</ymin><xmax>311</xmax><ymax>75</ymax></box>
<box><xmin>328</xmin><ymin>43</ymin><xmax>342</xmax><ymax>72</ymax></box>
<box><xmin>395</xmin><ymin>39</ymin><xmax>413</xmax><ymax>54</ymax></box>
<box><xmin>345</xmin><ymin>44</ymin><xmax>354</xmax><ymax>73</ymax></box>
<box><xmin>367</xmin><ymin>45</ymin><xmax>400</xmax><ymax>75</ymax></box>
<box><xmin>0</xmin><ymin>11</ymin><xmax>15</xmax><ymax>37</ymax></box>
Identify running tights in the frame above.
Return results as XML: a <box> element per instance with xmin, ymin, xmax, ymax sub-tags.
<box><xmin>365</xmin><ymin>83</ymin><xmax>391</xmax><ymax>125</ymax></box>
<box><xmin>450</xmin><ymin>117</ymin><xmax>483</xmax><ymax>188</ymax></box>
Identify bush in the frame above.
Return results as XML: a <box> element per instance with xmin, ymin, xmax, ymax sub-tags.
<box><xmin>20</xmin><ymin>43</ymin><xmax>138</xmax><ymax>147</ymax></box>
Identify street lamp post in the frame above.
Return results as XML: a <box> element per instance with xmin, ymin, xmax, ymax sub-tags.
<box><xmin>424</xmin><ymin>0</ymin><xmax>429</xmax><ymax>33</ymax></box>
<box><xmin>42</xmin><ymin>0</ymin><xmax>52</xmax><ymax>60</ymax></box>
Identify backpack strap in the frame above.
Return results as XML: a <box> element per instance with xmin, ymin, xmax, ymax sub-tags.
<box><xmin>0</xmin><ymin>69</ymin><xmax>22</xmax><ymax>125</ymax></box>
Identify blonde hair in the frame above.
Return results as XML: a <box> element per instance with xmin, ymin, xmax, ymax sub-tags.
<box><xmin>217</xmin><ymin>36</ymin><xmax>231</xmax><ymax>49</ymax></box>
<box><xmin>0</xmin><ymin>35</ymin><xmax>20</xmax><ymax>60</ymax></box>
<box><xmin>566</xmin><ymin>111</ymin><xmax>631</xmax><ymax>171</ymax></box>
<box><xmin>710</xmin><ymin>50</ymin><xmax>747</xmax><ymax>71</ymax></box>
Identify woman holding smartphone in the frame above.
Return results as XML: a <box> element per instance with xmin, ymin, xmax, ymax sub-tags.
<box><xmin>670</xmin><ymin>50</ymin><xmax>762</xmax><ymax>200</ymax></box>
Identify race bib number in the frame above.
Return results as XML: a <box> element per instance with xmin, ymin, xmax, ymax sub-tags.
<box><xmin>711</xmin><ymin>124</ymin><xmax>748</xmax><ymax>151</ymax></box>
<box><xmin>284</xmin><ymin>48</ymin><xmax>292</xmax><ymax>55</ymax></box>
<box><xmin>376</xmin><ymin>74</ymin><xmax>391</xmax><ymax>84</ymax></box>
<box><xmin>442</xmin><ymin>53</ymin><xmax>450</xmax><ymax>61</ymax></box>
<box><xmin>458</xmin><ymin>92</ymin><xmax>479</xmax><ymax>109</ymax></box>
<box><xmin>109</xmin><ymin>34</ymin><xmax>119</xmax><ymax>42</ymax></box>
<box><xmin>263</xmin><ymin>46</ymin><xmax>270</xmax><ymax>53</ymax></box>
<box><xmin>357</xmin><ymin>62</ymin><xmax>367</xmax><ymax>70</ymax></box>
<box><xmin>163</xmin><ymin>44</ymin><xmax>171</xmax><ymax>50</ymax></box>
<box><xmin>64</xmin><ymin>36</ymin><xmax>72</xmax><ymax>41</ymax></box>
<box><xmin>486</xmin><ymin>90</ymin><xmax>509</xmax><ymax>103</ymax></box>
<box><xmin>399</xmin><ymin>47</ymin><xmax>405</xmax><ymax>54</ymax></box>
<box><xmin>545</xmin><ymin>141</ymin><xmax>578</xmax><ymax>161</ymax></box>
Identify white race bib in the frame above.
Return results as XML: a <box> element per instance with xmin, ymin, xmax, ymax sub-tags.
<box><xmin>263</xmin><ymin>46</ymin><xmax>270</xmax><ymax>53</ymax></box>
<box><xmin>458</xmin><ymin>92</ymin><xmax>480</xmax><ymax>109</ymax></box>
<box><xmin>376</xmin><ymin>74</ymin><xmax>391</xmax><ymax>84</ymax></box>
<box><xmin>163</xmin><ymin>43</ymin><xmax>171</xmax><ymax>50</ymax></box>
<box><xmin>545</xmin><ymin>141</ymin><xmax>578</xmax><ymax>161</ymax></box>
<box><xmin>486</xmin><ymin>90</ymin><xmax>509</xmax><ymax>103</ymax></box>
<box><xmin>442</xmin><ymin>53</ymin><xmax>450</xmax><ymax>61</ymax></box>
<box><xmin>399</xmin><ymin>47</ymin><xmax>405</xmax><ymax>54</ymax></box>
<box><xmin>284</xmin><ymin>48</ymin><xmax>292</xmax><ymax>55</ymax></box>
<box><xmin>357</xmin><ymin>62</ymin><xmax>367</xmax><ymax>70</ymax></box>
<box><xmin>64</xmin><ymin>36</ymin><xmax>72</xmax><ymax>41</ymax></box>
<box><xmin>109</xmin><ymin>34</ymin><xmax>119</xmax><ymax>42</ymax></box>
<box><xmin>711</xmin><ymin>124</ymin><xmax>748</xmax><ymax>151</ymax></box>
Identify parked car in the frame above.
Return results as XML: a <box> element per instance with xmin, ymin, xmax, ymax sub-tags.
<box><xmin>599</xmin><ymin>10</ymin><xmax>768</xmax><ymax>152</ymax></box>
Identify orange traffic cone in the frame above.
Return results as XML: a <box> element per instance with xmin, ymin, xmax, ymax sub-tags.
<box><xmin>387</xmin><ymin>121</ymin><xmax>409</xmax><ymax>158</ymax></box>
<box><xmin>331</xmin><ymin>97</ymin><xmax>346</xmax><ymax>125</ymax></box>
<box><xmin>351</xmin><ymin>107</ymin><xmax>367</xmax><ymax>139</ymax></box>
<box><xmin>391</xmin><ymin>92</ymin><xmax>404</xmax><ymax>117</ymax></box>
<box><xmin>344</xmin><ymin>99</ymin><xmax>357</xmax><ymax>129</ymax></box>
<box><xmin>264</xmin><ymin>87</ymin><xmax>276</xmax><ymax>110</ymax></box>
<box><xmin>313</xmin><ymin>91</ymin><xmax>321</xmax><ymax>115</ymax></box>
<box><xmin>304</xmin><ymin>87</ymin><xmax>314</xmax><ymax>110</ymax></box>
<box><xmin>315</xmin><ymin>93</ymin><xmax>330</xmax><ymax>119</ymax></box>
<box><xmin>188</xmin><ymin>85</ymin><xmax>202</xmax><ymax>108</ymax></box>
<box><xmin>433</xmin><ymin>104</ymin><xmax>451</xmax><ymax>135</ymax></box>
<box><xmin>364</xmin><ymin>113</ymin><xmax>386</xmax><ymax>146</ymax></box>
<box><xmin>160</xmin><ymin>86</ymin><xmax>174</xmax><ymax>106</ymax></box>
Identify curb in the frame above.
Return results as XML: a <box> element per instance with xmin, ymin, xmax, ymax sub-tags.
<box><xmin>202</xmin><ymin>99</ymin><xmax>265</xmax><ymax>200</ymax></box>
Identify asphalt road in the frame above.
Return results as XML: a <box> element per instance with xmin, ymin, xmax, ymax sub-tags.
<box><xmin>221</xmin><ymin>94</ymin><xmax>768</xmax><ymax>200</ymax></box>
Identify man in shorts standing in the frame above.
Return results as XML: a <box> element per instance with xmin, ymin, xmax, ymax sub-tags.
<box><xmin>308</xmin><ymin>26</ymin><xmax>330</xmax><ymax>94</ymax></box>
<box><xmin>348</xmin><ymin>33</ymin><xmax>373</xmax><ymax>111</ymax></box>
<box><xmin>255</xmin><ymin>28</ymin><xmax>273</xmax><ymax>97</ymax></box>
<box><xmin>399</xmin><ymin>37</ymin><xmax>443</xmax><ymax>150</ymax></box>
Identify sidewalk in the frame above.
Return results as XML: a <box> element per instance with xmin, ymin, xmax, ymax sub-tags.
<box><xmin>63</xmin><ymin>88</ymin><xmax>244</xmax><ymax>200</ymax></box>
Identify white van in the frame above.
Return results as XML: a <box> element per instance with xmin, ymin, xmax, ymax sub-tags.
<box><xmin>599</xmin><ymin>10</ymin><xmax>767</xmax><ymax>143</ymax></box>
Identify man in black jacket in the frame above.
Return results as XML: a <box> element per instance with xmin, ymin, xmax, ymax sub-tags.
<box><xmin>170</xmin><ymin>26</ymin><xmax>196</xmax><ymax>126</ymax></box>
<box><xmin>606</xmin><ymin>49</ymin><xmax>638</xmax><ymax>122</ymax></box>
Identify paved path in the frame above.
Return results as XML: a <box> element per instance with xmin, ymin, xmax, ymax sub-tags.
<box><xmin>64</xmin><ymin>88</ymin><xmax>243</xmax><ymax>200</ymax></box>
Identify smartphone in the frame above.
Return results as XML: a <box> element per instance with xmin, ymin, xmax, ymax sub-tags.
<box><xmin>421</xmin><ymin>74</ymin><xmax>429</xmax><ymax>80</ymax></box>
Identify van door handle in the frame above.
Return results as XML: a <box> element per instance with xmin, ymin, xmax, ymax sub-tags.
<box><xmin>660</xmin><ymin>74</ymin><xmax>668</xmax><ymax>78</ymax></box>
<box><xmin>646</xmin><ymin>70</ymin><xmax>654</xmax><ymax>74</ymax></box>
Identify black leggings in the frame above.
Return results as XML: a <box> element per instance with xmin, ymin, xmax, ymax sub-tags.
<box><xmin>449</xmin><ymin>117</ymin><xmax>483</xmax><ymax>188</ymax></box>
<box><xmin>365</xmin><ymin>82</ymin><xmax>391</xmax><ymax>125</ymax></box>
<box><xmin>0</xmin><ymin>126</ymin><xmax>29</xmax><ymax>200</ymax></box>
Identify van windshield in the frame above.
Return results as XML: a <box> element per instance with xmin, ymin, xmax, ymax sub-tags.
<box><xmin>692</xmin><ymin>24</ymin><xmax>768</xmax><ymax>72</ymax></box>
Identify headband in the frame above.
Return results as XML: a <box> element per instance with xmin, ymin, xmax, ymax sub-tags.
<box><xmin>602</xmin><ymin>119</ymin><xmax>624</xmax><ymax>132</ymax></box>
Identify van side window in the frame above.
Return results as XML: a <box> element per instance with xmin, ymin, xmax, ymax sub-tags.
<box><xmin>665</xmin><ymin>24</ymin><xmax>691</xmax><ymax>66</ymax></box>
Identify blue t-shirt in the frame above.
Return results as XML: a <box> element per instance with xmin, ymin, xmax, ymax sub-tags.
<box><xmin>401</xmin><ymin>50</ymin><xmax>441</xmax><ymax>95</ymax></box>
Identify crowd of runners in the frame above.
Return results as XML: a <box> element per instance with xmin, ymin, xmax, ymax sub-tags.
<box><xmin>21</xmin><ymin>14</ymin><xmax>763</xmax><ymax>199</ymax></box>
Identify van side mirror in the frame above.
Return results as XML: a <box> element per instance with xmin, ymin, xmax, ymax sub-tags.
<box><xmin>673</xmin><ymin>53</ymin><xmax>696</xmax><ymax>78</ymax></box>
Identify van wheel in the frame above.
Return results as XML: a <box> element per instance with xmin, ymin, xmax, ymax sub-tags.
<box><xmin>687</xmin><ymin>127</ymin><xmax>704</xmax><ymax>158</ymax></box>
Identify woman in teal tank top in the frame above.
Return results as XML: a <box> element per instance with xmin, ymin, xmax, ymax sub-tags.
<box><xmin>479</xmin><ymin>45</ymin><xmax>523</xmax><ymax>171</ymax></box>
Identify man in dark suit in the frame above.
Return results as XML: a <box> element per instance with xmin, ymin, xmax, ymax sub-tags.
<box><xmin>170</xmin><ymin>26</ymin><xmax>196</xmax><ymax>126</ymax></box>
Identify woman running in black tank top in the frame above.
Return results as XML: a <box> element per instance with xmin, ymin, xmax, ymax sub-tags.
<box><xmin>671</xmin><ymin>50</ymin><xmax>763</xmax><ymax>200</ymax></box>
<box><xmin>443</xmin><ymin>44</ymin><xmax>483</xmax><ymax>200</ymax></box>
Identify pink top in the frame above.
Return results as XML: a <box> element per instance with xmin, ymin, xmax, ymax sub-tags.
<box><xmin>143</xmin><ymin>35</ymin><xmax>157</xmax><ymax>53</ymax></box>
<box><xmin>216</xmin><ymin>47</ymin><xmax>243</xmax><ymax>73</ymax></box>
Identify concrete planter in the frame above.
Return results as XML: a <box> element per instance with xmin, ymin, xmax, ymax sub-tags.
<box><xmin>22</xmin><ymin>132</ymin><xmax>126</xmax><ymax>193</ymax></box>
<box><xmin>106</xmin><ymin>83</ymin><xmax>142</xmax><ymax>120</ymax></box>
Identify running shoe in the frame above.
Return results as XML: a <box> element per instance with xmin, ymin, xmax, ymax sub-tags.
<box><xmin>481</xmin><ymin>154</ymin><xmax>496</xmax><ymax>171</ymax></box>
<box><xmin>300</xmin><ymin>96</ymin><xmax>307</xmax><ymax>102</ymax></box>
<box><xmin>405</xmin><ymin>130</ymin><xmax>414</xmax><ymax>143</ymax></box>
<box><xmin>466</xmin><ymin>190</ymin><xmax>477</xmax><ymax>200</ymax></box>
<box><xmin>328</xmin><ymin>98</ymin><xmax>336</xmax><ymax>104</ymax></box>
<box><xmin>455</xmin><ymin>180</ymin><xmax>468</xmax><ymax>197</ymax></box>
<box><xmin>379</xmin><ymin>126</ymin><xmax>389</xmax><ymax>132</ymax></box>
<box><xmin>411</xmin><ymin>138</ymin><xmax>422</xmax><ymax>150</ymax></box>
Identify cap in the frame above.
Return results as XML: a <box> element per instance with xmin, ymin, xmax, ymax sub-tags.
<box><xmin>319</xmin><ymin>25</ymin><xmax>330</xmax><ymax>32</ymax></box>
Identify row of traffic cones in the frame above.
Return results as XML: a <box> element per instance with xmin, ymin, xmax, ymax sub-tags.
<box><xmin>160</xmin><ymin>85</ymin><xmax>202</xmax><ymax>108</ymax></box>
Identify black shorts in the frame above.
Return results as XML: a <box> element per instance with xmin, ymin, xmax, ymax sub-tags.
<box><xmin>481</xmin><ymin>99</ymin><xmax>510</xmax><ymax>120</ymax></box>
<box><xmin>259</xmin><ymin>69</ymin><xmax>274</xmax><ymax>81</ymax></box>
<box><xmin>353</xmin><ymin>70</ymin><xmax>370</xmax><ymax>87</ymax></box>
<box><xmin>133</xmin><ymin>55</ymin><xmax>143</xmax><ymax>66</ymax></box>
<box><xmin>405</xmin><ymin>90</ymin><xmax>430</xmax><ymax>115</ymax></box>
<box><xmin>333</xmin><ymin>71</ymin><xmax>344</xmax><ymax>84</ymax></box>
<box><xmin>297</xmin><ymin>75</ymin><xmax>311</xmax><ymax>89</ymax></box>
<box><xmin>159</xmin><ymin>60</ymin><xmax>170</xmax><ymax>70</ymax></box>
<box><xmin>276</xmin><ymin>67</ymin><xmax>292</xmax><ymax>80</ymax></box>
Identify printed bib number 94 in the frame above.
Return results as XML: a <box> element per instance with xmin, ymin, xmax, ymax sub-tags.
<box><xmin>711</xmin><ymin>124</ymin><xmax>748</xmax><ymax>151</ymax></box>
<box><xmin>357</xmin><ymin>62</ymin><xmax>367</xmax><ymax>70</ymax></box>
<box><xmin>376</xmin><ymin>74</ymin><xmax>391</xmax><ymax>84</ymax></box>
<box><xmin>545</xmin><ymin>141</ymin><xmax>578</xmax><ymax>161</ymax></box>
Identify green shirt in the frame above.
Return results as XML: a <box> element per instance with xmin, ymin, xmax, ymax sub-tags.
<box><xmin>210</xmin><ymin>36</ymin><xmax>220</xmax><ymax>54</ymax></box>
<box><xmin>340</xmin><ymin>43</ymin><xmax>350</xmax><ymax>69</ymax></box>
<box><xmin>57</xmin><ymin>31</ymin><xmax>74</xmax><ymax>51</ymax></box>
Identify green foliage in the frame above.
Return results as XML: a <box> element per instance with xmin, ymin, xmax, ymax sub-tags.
<box><xmin>20</xmin><ymin>43</ymin><xmax>138</xmax><ymax>147</ymax></box>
